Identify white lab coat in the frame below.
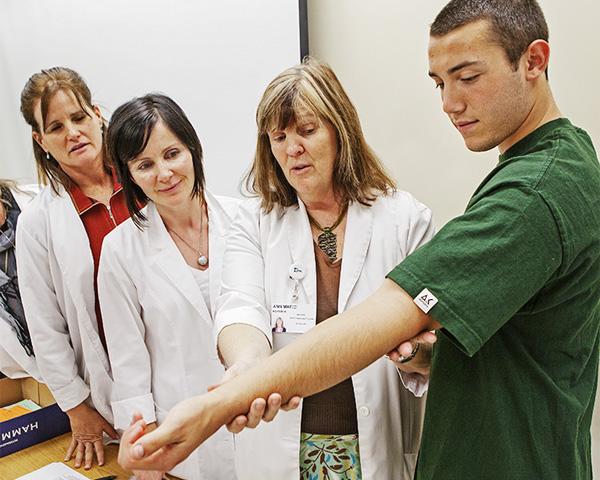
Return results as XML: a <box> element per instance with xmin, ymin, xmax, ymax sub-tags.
<box><xmin>15</xmin><ymin>184</ymin><xmax>113</xmax><ymax>422</ymax></box>
<box><xmin>215</xmin><ymin>190</ymin><xmax>436</xmax><ymax>480</ymax></box>
<box><xmin>98</xmin><ymin>192</ymin><xmax>239</xmax><ymax>480</ymax></box>
<box><xmin>0</xmin><ymin>185</ymin><xmax>41</xmax><ymax>380</ymax></box>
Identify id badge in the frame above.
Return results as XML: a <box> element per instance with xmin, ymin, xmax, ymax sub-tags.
<box><xmin>271</xmin><ymin>302</ymin><xmax>316</xmax><ymax>334</ymax></box>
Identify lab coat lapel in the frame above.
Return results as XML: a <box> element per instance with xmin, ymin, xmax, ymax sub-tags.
<box><xmin>49</xmin><ymin>189</ymin><xmax>109</xmax><ymax>368</ymax></box>
<box><xmin>205</xmin><ymin>192</ymin><xmax>227</xmax><ymax>316</ymax></box>
<box><xmin>286</xmin><ymin>200</ymin><xmax>316</xmax><ymax>303</ymax></box>
<box><xmin>338</xmin><ymin>202</ymin><xmax>373</xmax><ymax>311</ymax></box>
<box><xmin>146</xmin><ymin>203</ymin><xmax>212</xmax><ymax>323</ymax></box>
<box><xmin>51</xmin><ymin>192</ymin><xmax>95</xmax><ymax>309</ymax></box>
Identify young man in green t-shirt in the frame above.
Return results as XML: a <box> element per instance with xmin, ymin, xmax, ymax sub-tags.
<box><xmin>118</xmin><ymin>1</ymin><xmax>599</xmax><ymax>478</ymax></box>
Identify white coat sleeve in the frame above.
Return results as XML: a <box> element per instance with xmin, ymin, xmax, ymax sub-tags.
<box><xmin>213</xmin><ymin>200</ymin><xmax>273</xmax><ymax>348</ymax></box>
<box><xmin>16</xmin><ymin>210</ymin><xmax>90</xmax><ymax>411</ymax></box>
<box><xmin>394</xmin><ymin>192</ymin><xmax>437</xmax><ymax>397</ymax></box>
<box><xmin>98</xmin><ymin>240</ymin><xmax>156</xmax><ymax>430</ymax></box>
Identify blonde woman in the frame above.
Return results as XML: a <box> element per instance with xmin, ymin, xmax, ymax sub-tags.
<box><xmin>213</xmin><ymin>58</ymin><xmax>435</xmax><ymax>479</ymax></box>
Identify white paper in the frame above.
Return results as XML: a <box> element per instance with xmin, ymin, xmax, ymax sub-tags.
<box><xmin>16</xmin><ymin>462</ymin><xmax>88</xmax><ymax>480</ymax></box>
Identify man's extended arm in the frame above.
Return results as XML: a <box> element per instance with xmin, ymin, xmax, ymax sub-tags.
<box><xmin>119</xmin><ymin>279</ymin><xmax>440</xmax><ymax>472</ymax></box>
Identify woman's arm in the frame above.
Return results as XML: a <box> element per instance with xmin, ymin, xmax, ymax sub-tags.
<box><xmin>213</xmin><ymin>201</ymin><xmax>273</xmax><ymax>346</ymax></box>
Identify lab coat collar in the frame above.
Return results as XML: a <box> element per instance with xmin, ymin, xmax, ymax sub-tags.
<box><xmin>145</xmin><ymin>191</ymin><xmax>229</xmax><ymax>320</ymax></box>
<box><xmin>338</xmin><ymin>201</ymin><xmax>373</xmax><ymax>311</ymax></box>
<box><xmin>204</xmin><ymin>191</ymin><xmax>230</xmax><ymax>315</ymax></box>
<box><xmin>286</xmin><ymin>199</ymin><xmax>373</xmax><ymax>310</ymax></box>
<box><xmin>46</xmin><ymin>187</ymin><xmax>109</xmax><ymax>370</ymax></box>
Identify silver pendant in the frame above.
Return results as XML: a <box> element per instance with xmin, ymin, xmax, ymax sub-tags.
<box><xmin>198</xmin><ymin>255</ymin><xmax>208</xmax><ymax>266</ymax></box>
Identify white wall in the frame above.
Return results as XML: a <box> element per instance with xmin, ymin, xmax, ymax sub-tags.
<box><xmin>0</xmin><ymin>0</ymin><xmax>302</xmax><ymax>197</ymax></box>
<box><xmin>307</xmin><ymin>0</ymin><xmax>599</xmax><ymax>475</ymax></box>
<box><xmin>308</xmin><ymin>0</ymin><xmax>599</xmax><ymax>226</ymax></box>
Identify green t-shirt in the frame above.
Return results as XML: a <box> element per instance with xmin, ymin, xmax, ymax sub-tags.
<box><xmin>388</xmin><ymin>118</ymin><xmax>600</xmax><ymax>480</ymax></box>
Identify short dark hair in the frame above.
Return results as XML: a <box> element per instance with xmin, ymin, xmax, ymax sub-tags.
<box><xmin>106</xmin><ymin>93</ymin><xmax>205</xmax><ymax>228</ymax></box>
<box><xmin>431</xmin><ymin>0</ymin><xmax>549</xmax><ymax>72</ymax></box>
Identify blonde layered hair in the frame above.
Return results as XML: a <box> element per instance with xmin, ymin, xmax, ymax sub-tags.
<box><xmin>245</xmin><ymin>57</ymin><xmax>395</xmax><ymax>212</ymax></box>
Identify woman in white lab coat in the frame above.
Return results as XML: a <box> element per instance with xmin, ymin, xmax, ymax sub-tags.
<box><xmin>0</xmin><ymin>181</ymin><xmax>40</xmax><ymax>380</ymax></box>
<box><xmin>99</xmin><ymin>93</ymin><xmax>238</xmax><ymax>480</ymax></box>
<box><xmin>16</xmin><ymin>68</ymin><xmax>127</xmax><ymax>469</ymax></box>
<box><xmin>215</xmin><ymin>58</ymin><xmax>435</xmax><ymax>479</ymax></box>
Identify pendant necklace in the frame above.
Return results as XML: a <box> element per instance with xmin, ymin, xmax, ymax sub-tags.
<box><xmin>168</xmin><ymin>202</ymin><xmax>208</xmax><ymax>267</ymax></box>
<box><xmin>306</xmin><ymin>203</ymin><xmax>348</xmax><ymax>262</ymax></box>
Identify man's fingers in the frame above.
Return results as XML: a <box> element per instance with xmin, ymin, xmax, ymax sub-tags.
<box><xmin>130</xmin><ymin>411</ymin><xmax>144</xmax><ymax>426</ymax></box>
<box><xmin>93</xmin><ymin>440</ymin><xmax>105</xmax><ymax>466</ymax></box>
<box><xmin>134</xmin><ymin>422</ymin><xmax>179</xmax><ymax>460</ymax></box>
<box><xmin>123</xmin><ymin>420</ymin><xmax>146</xmax><ymax>446</ymax></box>
<box><xmin>64</xmin><ymin>437</ymin><xmax>77</xmax><ymax>461</ymax></box>
<box><xmin>133</xmin><ymin>444</ymin><xmax>181</xmax><ymax>473</ymax></box>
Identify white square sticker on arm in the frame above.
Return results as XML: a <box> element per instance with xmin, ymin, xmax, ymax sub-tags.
<box><xmin>414</xmin><ymin>288</ymin><xmax>438</xmax><ymax>314</ymax></box>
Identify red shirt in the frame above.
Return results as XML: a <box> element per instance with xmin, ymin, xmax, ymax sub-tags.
<box><xmin>68</xmin><ymin>173</ymin><xmax>130</xmax><ymax>351</ymax></box>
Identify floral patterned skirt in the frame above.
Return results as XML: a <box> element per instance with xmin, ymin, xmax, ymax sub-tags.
<box><xmin>299</xmin><ymin>432</ymin><xmax>362</xmax><ymax>480</ymax></box>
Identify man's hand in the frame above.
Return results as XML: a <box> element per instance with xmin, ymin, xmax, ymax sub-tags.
<box><xmin>65</xmin><ymin>402</ymin><xmax>119</xmax><ymax>469</ymax></box>
<box><xmin>126</xmin><ymin>416</ymin><xmax>167</xmax><ymax>480</ymax></box>
<box><xmin>386</xmin><ymin>330</ymin><xmax>437</xmax><ymax>376</ymax></box>
<box><xmin>118</xmin><ymin>396</ymin><xmax>212</xmax><ymax>473</ymax></box>
<box><xmin>208</xmin><ymin>359</ymin><xmax>301</xmax><ymax>434</ymax></box>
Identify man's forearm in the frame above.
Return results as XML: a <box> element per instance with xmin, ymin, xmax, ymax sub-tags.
<box><xmin>207</xmin><ymin>279</ymin><xmax>439</xmax><ymax>427</ymax></box>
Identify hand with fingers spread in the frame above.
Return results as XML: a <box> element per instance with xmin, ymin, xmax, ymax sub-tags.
<box><xmin>208</xmin><ymin>359</ymin><xmax>301</xmax><ymax>434</ymax></box>
<box><xmin>386</xmin><ymin>330</ymin><xmax>437</xmax><ymax>376</ymax></box>
<box><xmin>64</xmin><ymin>402</ymin><xmax>119</xmax><ymax>469</ymax></box>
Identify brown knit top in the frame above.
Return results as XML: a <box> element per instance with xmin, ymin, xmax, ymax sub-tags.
<box><xmin>300</xmin><ymin>243</ymin><xmax>358</xmax><ymax>435</ymax></box>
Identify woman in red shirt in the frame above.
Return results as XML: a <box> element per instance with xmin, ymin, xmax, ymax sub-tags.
<box><xmin>17</xmin><ymin>67</ymin><xmax>129</xmax><ymax>470</ymax></box>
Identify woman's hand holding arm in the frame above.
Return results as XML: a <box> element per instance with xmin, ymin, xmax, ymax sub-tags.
<box><xmin>214</xmin><ymin>323</ymin><xmax>301</xmax><ymax>432</ymax></box>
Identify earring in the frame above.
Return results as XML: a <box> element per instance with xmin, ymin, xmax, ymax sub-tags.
<box><xmin>46</xmin><ymin>152</ymin><xmax>50</xmax><ymax>160</ymax></box>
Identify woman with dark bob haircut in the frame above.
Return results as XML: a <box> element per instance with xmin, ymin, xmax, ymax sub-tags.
<box><xmin>99</xmin><ymin>93</ymin><xmax>238</xmax><ymax>480</ymax></box>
